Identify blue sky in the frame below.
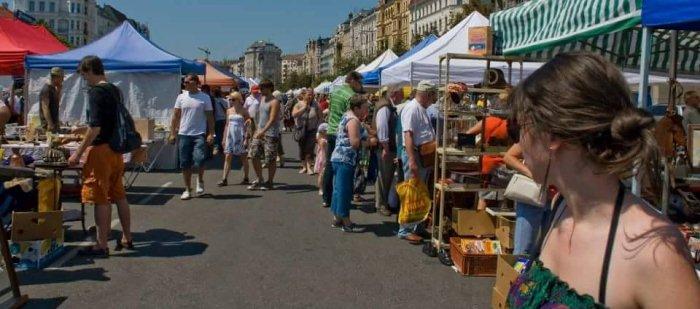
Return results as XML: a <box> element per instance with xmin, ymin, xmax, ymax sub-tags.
<box><xmin>97</xmin><ymin>0</ymin><xmax>378</xmax><ymax>61</ymax></box>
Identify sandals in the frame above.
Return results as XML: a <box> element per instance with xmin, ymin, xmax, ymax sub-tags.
<box><xmin>115</xmin><ymin>239</ymin><xmax>135</xmax><ymax>251</ymax></box>
<box><xmin>78</xmin><ymin>246</ymin><xmax>109</xmax><ymax>258</ymax></box>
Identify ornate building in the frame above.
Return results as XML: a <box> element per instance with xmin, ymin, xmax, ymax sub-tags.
<box><xmin>281</xmin><ymin>53</ymin><xmax>305</xmax><ymax>83</ymax></box>
<box><xmin>244</xmin><ymin>41</ymin><xmax>282</xmax><ymax>86</ymax></box>
<box><xmin>376</xmin><ymin>0</ymin><xmax>410</xmax><ymax>51</ymax></box>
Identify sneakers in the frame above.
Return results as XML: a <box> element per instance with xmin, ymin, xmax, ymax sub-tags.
<box><xmin>341</xmin><ymin>223</ymin><xmax>365</xmax><ymax>233</ymax></box>
<box><xmin>260</xmin><ymin>181</ymin><xmax>273</xmax><ymax>191</ymax></box>
<box><xmin>378</xmin><ymin>205</ymin><xmax>392</xmax><ymax>217</ymax></box>
<box><xmin>195</xmin><ymin>180</ymin><xmax>205</xmax><ymax>196</ymax></box>
<box><xmin>181</xmin><ymin>190</ymin><xmax>191</xmax><ymax>200</ymax></box>
<box><xmin>331</xmin><ymin>220</ymin><xmax>343</xmax><ymax>228</ymax></box>
<box><xmin>247</xmin><ymin>179</ymin><xmax>263</xmax><ymax>191</ymax></box>
<box><xmin>217</xmin><ymin>179</ymin><xmax>228</xmax><ymax>187</ymax></box>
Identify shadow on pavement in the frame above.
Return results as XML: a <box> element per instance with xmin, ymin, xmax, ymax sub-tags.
<box><xmin>362</xmin><ymin>221</ymin><xmax>399</xmax><ymax>237</ymax></box>
<box><xmin>114</xmin><ymin>229</ymin><xmax>208</xmax><ymax>259</ymax></box>
<box><xmin>126</xmin><ymin>186</ymin><xmax>184</xmax><ymax>195</ymax></box>
<box><xmin>18</xmin><ymin>268</ymin><xmax>109</xmax><ymax>286</ymax></box>
<box><xmin>22</xmin><ymin>296</ymin><xmax>68</xmax><ymax>308</ymax></box>
<box><xmin>126</xmin><ymin>193</ymin><xmax>173</xmax><ymax>206</ymax></box>
<box><xmin>276</xmin><ymin>183</ymin><xmax>317</xmax><ymax>193</ymax></box>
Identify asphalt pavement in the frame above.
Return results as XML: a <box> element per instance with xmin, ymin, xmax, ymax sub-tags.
<box><xmin>18</xmin><ymin>133</ymin><xmax>493</xmax><ymax>308</ymax></box>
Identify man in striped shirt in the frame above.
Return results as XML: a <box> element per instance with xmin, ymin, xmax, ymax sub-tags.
<box><xmin>321</xmin><ymin>71</ymin><xmax>364</xmax><ymax>208</ymax></box>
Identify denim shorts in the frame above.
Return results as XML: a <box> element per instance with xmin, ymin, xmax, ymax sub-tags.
<box><xmin>178</xmin><ymin>134</ymin><xmax>207</xmax><ymax>169</ymax></box>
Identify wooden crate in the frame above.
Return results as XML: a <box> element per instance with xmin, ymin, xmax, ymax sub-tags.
<box><xmin>491</xmin><ymin>286</ymin><xmax>509</xmax><ymax>309</ymax></box>
<box><xmin>450</xmin><ymin>237</ymin><xmax>497</xmax><ymax>277</ymax></box>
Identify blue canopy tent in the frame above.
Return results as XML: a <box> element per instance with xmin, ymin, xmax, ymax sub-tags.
<box><xmin>362</xmin><ymin>34</ymin><xmax>438</xmax><ymax>86</ymax></box>
<box><xmin>25</xmin><ymin>21</ymin><xmax>204</xmax><ymax>124</ymax></box>
<box><xmin>638</xmin><ymin>0</ymin><xmax>700</xmax><ymax>202</ymax></box>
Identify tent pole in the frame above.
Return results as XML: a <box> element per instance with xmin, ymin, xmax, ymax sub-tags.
<box><xmin>660</xmin><ymin>30</ymin><xmax>678</xmax><ymax>215</ymax></box>
<box><xmin>632</xmin><ymin>27</ymin><xmax>652</xmax><ymax>197</ymax></box>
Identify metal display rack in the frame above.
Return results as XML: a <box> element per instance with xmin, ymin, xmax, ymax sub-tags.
<box><xmin>425</xmin><ymin>53</ymin><xmax>524</xmax><ymax>262</ymax></box>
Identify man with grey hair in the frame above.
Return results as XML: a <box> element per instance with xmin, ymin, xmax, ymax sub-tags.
<box><xmin>374</xmin><ymin>86</ymin><xmax>403</xmax><ymax>216</ymax></box>
<box><xmin>398</xmin><ymin>80</ymin><xmax>437</xmax><ymax>244</ymax></box>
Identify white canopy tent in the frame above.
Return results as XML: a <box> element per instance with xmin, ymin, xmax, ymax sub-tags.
<box><xmin>381</xmin><ymin>12</ymin><xmax>700</xmax><ymax>88</ymax></box>
<box><xmin>357</xmin><ymin>49</ymin><xmax>398</xmax><ymax>74</ymax></box>
<box><xmin>381</xmin><ymin>12</ymin><xmax>543</xmax><ymax>86</ymax></box>
<box><xmin>355</xmin><ymin>64</ymin><xmax>367</xmax><ymax>72</ymax></box>
<box><xmin>314</xmin><ymin>81</ymin><xmax>332</xmax><ymax>94</ymax></box>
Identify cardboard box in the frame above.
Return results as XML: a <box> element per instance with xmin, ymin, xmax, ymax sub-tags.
<box><xmin>468</xmin><ymin>26</ymin><xmax>493</xmax><ymax>56</ymax></box>
<box><xmin>452</xmin><ymin>208</ymin><xmax>496</xmax><ymax>237</ymax></box>
<box><xmin>134</xmin><ymin>118</ymin><xmax>155</xmax><ymax>141</ymax></box>
<box><xmin>491</xmin><ymin>286</ymin><xmax>508</xmax><ymax>309</ymax></box>
<box><xmin>495</xmin><ymin>254</ymin><xmax>524</xmax><ymax>296</ymax></box>
<box><xmin>495</xmin><ymin>216</ymin><xmax>515</xmax><ymax>249</ymax></box>
<box><xmin>11</xmin><ymin>211</ymin><xmax>63</xmax><ymax>241</ymax></box>
<box><xmin>9</xmin><ymin>228</ymin><xmax>65</xmax><ymax>270</ymax></box>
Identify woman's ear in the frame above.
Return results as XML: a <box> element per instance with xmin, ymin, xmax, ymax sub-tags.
<box><xmin>548</xmin><ymin>135</ymin><xmax>563</xmax><ymax>151</ymax></box>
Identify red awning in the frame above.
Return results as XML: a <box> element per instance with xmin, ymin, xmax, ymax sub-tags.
<box><xmin>0</xmin><ymin>17</ymin><xmax>67</xmax><ymax>75</ymax></box>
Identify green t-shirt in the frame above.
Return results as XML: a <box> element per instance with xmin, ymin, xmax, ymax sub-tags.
<box><xmin>327</xmin><ymin>84</ymin><xmax>355</xmax><ymax>135</ymax></box>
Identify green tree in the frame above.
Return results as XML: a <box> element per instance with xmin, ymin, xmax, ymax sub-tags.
<box><xmin>392</xmin><ymin>39</ymin><xmax>408</xmax><ymax>57</ymax></box>
<box><xmin>449</xmin><ymin>0</ymin><xmax>496</xmax><ymax>29</ymax></box>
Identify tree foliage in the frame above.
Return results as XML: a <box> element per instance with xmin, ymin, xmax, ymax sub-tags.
<box><xmin>35</xmin><ymin>19</ymin><xmax>72</xmax><ymax>48</ymax></box>
<box><xmin>449</xmin><ymin>0</ymin><xmax>498</xmax><ymax>29</ymax></box>
<box><xmin>392</xmin><ymin>39</ymin><xmax>408</xmax><ymax>57</ymax></box>
<box><xmin>280</xmin><ymin>71</ymin><xmax>314</xmax><ymax>91</ymax></box>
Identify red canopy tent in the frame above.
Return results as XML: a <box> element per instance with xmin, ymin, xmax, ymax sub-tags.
<box><xmin>0</xmin><ymin>18</ymin><xmax>67</xmax><ymax>75</ymax></box>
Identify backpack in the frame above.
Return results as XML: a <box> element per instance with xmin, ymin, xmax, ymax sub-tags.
<box><xmin>98</xmin><ymin>84</ymin><xmax>142</xmax><ymax>154</ymax></box>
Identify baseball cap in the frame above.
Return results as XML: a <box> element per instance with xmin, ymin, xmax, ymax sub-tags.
<box><xmin>50</xmin><ymin>67</ymin><xmax>64</xmax><ymax>77</ymax></box>
<box><xmin>416</xmin><ymin>80</ymin><xmax>437</xmax><ymax>92</ymax></box>
<box><xmin>251</xmin><ymin>85</ymin><xmax>260</xmax><ymax>94</ymax></box>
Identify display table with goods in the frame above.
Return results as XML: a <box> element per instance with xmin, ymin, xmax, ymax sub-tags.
<box><xmin>424</xmin><ymin>53</ymin><xmax>523</xmax><ymax>272</ymax></box>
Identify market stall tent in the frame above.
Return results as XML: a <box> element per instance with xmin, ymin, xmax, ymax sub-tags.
<box><xmin>357</xmin><ymin>49</ymin><xmax>398</xmax><ymax>74</ymax></box>
<box><xmin>0</xmin><ymin>17</ymin><xmax>67</xmax><ymax>75</ymax></box>
<box><xmin>381</xmin><ymin>12</ymin><xmax>542</xmax><ymax>86</ymax></box>
<box><xmin>489</xmin><ymin>0</ymin><xmax>700</xmax><ymax>75</ymax></box>
<box><xmin>199</xmin><ymin>61</ymin><xmax>248</xmax><ymax>90</ymax></box>
<box><xmin>25</xmin><ymin>21</ymin><xmax>204</xmax><ymax>125</ymax></box>
<box><xmin>362</xmin><ymin>34</ymin><xmax>438</xmax><ymax>86</ymax></box>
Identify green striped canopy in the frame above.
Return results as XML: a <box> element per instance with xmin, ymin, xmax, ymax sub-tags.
<box><xmin>490</xmin><ymin>0</ymin><xmax>700</xmax><ymax>75</ymax></box>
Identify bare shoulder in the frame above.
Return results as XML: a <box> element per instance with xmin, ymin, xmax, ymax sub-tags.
<box><xmin>620</xmin><ymin>194</ymin><xmax>700</xmax><ymax>305</ymax></box>
<box><xmin>620</xmin><ymin>194</ymin><xmax>690</xmax><ymax>265</ymax></box>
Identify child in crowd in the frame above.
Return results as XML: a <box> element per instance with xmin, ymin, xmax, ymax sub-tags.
<box><xmin>315</xmin><ymin>123</ymin><xmax>329</xmax><ymax>196</ymax></box>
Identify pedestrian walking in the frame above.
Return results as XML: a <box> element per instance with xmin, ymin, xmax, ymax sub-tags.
<box><xmin>218</xmin><ymin>91</ymin><xmax>251</xmax><ymax>186</ymax></box>
<box><xmin>69</xmin><ymin>55</ymin><xmax>133</xmax><ymax>257</ymax></box>
<box><xmin>169</xmin><ymin>73</ymin><xmax>215</xmax><ymax>200</ymax></box>
<box><xmin>212</xmin><ymin>88</ymin><xmax>229</xmax><ymax>155</ymax></box>
<box><xmin>292</xmin><ymin>88</ymin><xmax>320</xmax><ymax>175</ymax></box>
<box><xmin>247</xmin><ymin>79</ymin><xmax>281</xmax><ymax>191</ymax></box>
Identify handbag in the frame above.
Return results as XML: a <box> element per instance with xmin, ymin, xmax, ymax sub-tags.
<box><xmin>293</xmin><ymin>104</ymin><xmax>310</xmax><ymax>142</ymax></box>
<box><xmin>504</xmin><ymin>174</ymin><xmax>543</xmax><ymax>207</ymax></box>
<box><xmin>489</xmin><ymin>165</ymin><xmax>515</xmax><ymax>188</ymax></box>
<box><xmin>418</xmin><ymin>140</ymin><xmax>436</xmax><ymax>168</ymax></box>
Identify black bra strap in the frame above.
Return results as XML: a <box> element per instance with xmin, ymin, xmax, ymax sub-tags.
<box><xmin>598</xmin><ymin>182</ymin><xmax>626</xmax><ymax>304</ymax></box>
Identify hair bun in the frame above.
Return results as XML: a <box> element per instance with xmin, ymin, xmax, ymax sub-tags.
<box><xmin>610</xmin><ymin>108</ymin><xmax>654</xmax><ymax>142</ymax></box>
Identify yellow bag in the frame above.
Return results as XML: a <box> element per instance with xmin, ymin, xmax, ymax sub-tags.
<box><xmin>397</xmin><ymin>178</ymin><xmax>431</xmax><ymax>225</ymax></box>
<box><xmin>38</xmin><ymin>176</ymin><xmax>61</xmax><ymax>212</ymax></box>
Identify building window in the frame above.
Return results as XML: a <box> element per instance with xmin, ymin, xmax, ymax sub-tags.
<box><xmin>71</xmin><ymin>3</ymin><xmax>75</xmax><ymax>13</ymax></box>
<box><xmin>39</xmin><ymin>1</ymin><xmax>45</xmax><ymax>11</ymax></box>
<box><xmin>77</xmin><ymin>3</ymin><xmax>81</xmax><ymax>14</ymax></box>
<box><xmin>28</xmin><ymin>1</ymin><xmax>35</xmax><ymax>12</ymax></box>
<box><xmin>49</xmin><ymin>1</ymin><xmax>55</xmax><ymax>12</ymax></box>
<box><xmin>70</xmin><ymin>20</ymin><xmax>74</xmax><ymax>30</ymax></box>
<box><xmin>49</xmin><ymin>19</ymin><xmax>54</xmax><ymax>29</ymax></box>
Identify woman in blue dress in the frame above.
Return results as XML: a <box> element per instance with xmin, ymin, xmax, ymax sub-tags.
<box><xmin>218</xmin><ymin>92</ymin><xmax>252</xmax><ymax>186</ymax></box>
